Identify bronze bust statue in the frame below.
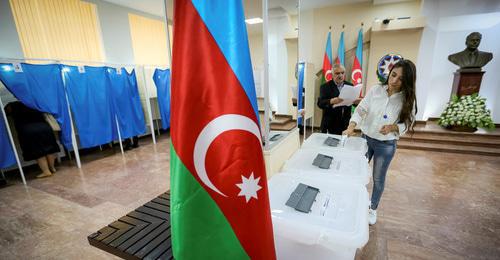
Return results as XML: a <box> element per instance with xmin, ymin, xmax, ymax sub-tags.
<box><xmin>448</xmin><ymin>32</ymin><xmax>493</xmax><ymax>71</ymax></box>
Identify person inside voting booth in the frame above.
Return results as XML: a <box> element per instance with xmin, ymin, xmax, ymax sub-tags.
<box><xmin>5</xmin><ymin>101</ymin><xmax>60</xmax><ymax>178</ymax></box>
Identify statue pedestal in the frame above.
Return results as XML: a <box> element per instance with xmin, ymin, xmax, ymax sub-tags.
<box><xmin>451</xmin><ymin>71</ymin><xmax>484</xmax><ymax>98</ymax></box>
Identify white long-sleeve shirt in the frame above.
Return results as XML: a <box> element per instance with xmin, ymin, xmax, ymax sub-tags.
<box><xmin>350</xmin><ymin>84</ymin><xmax>411</xmax><ymax>141</ymax></box>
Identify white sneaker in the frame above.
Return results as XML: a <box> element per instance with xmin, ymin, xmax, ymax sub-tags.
<box><xmin>368</xmin><ymin>209</ymin><xmax>377</xmax><ymax>225</ymax></box>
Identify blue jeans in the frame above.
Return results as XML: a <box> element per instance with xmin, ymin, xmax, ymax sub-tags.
<box><xmin>363</xmin><ymin>134</ymin><xmax>397</xmax><ymax>210</ymax></box>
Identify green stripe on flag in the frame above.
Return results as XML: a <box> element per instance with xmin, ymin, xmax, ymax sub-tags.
<box><xmin>170</xmin><ymin>144</ymin><xmax>249</xmax><ymax>260</ymax></box>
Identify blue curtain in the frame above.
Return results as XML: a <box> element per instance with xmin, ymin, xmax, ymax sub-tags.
<box><xmin>0</xmin><ymin>115</ymin><xmax>16</xmax><ymax>169</ymax></box>
<box><xmin>63</xmin><ymin>65</ymin><xmax>118</xmax><ymax>148</ymax></box>
<box><xmin>0</xmin><ymin>63</ymin><xmax>72</xmax><ymax>149</ymax></box>
<box><xmin>107</xmin><ymin>68</ymin><xmax>146</xmax><ymax>139</ymax></box>
<box><xmin>297</xmin><ymin>62</ymin><xmax>305</xmax><ymax>125</ymax></box>
<box><xmin>153</xmin><ymin>69</ymin><xmax>171</xmax><ymax>130</ymax></box>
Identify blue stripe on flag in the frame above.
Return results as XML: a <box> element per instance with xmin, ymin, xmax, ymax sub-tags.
<box><xmin>338</xmin><ymin>31</ymin><xmax>345</xmax><ymax>66</ymax></box>
<box><xmin>191</xmin><ymin>0</ymin><xmax>259</xmax><ymax>121</ymax></box>
<box><xmin>326</xmin><ymin>31</ymin><xmax>333</xmax><ymax>64</ymax></box>
<box><xmin>356</xmin><ymin>29</ymin><xmax>363</xmax><ymax>65</ymax></box>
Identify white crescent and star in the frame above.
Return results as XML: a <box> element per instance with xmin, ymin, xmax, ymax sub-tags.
<box><xmin>236</xmin><ymin>173</ymin><xmax>262</xmax><ymax>203</ymax></box>
<box><xmin>193</xmin><ymin>114</ymin><xmax>262</xmax><ymax>201</ymax></box>
<box><xmin>351</xmin><ymin>69</ymin><xmax>362</xmax><ymax>84</ymax></box>
<box><xmin>325</xmin><ymin>69</ymin><xmax>333</xmax><ymax>81</ymax></box>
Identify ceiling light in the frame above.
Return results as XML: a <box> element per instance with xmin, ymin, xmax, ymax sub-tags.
<box><xmin>245</xmin><ymin>18</ymin><xmax>263</xmax><ymax>25</ymax></box>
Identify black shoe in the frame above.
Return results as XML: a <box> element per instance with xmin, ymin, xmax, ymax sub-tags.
<box><xmin>131</xmin><ymin>137</ymin><xmax>139</xmax><ymax>148</ymax></box>
<box><xmin>123</xmin><ymin>139</ymin><xmax>132</xmax><ymax>150</ymax></box>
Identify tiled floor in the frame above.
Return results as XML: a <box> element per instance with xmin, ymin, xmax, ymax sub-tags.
<box><xmin>356</xmin><ymin>149</ymin><xmax>500</xmax><ymax>259</ymax></box>
<box><xmin>1</xmin><ymin>133</ymin><xmax>499</xmax><ymax>259</ymax></box>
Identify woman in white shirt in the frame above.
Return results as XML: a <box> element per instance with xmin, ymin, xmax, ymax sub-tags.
<box><xmin>343</xmin><ymin>59</ymin><xmax>417</xmax><ymax>225</ymax></box>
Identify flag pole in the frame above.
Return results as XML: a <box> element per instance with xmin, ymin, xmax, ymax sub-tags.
<box><xmin>329</xmin><ymin>25</ymin><xmax>332</xmax><ymax>66</ymax></box>
<box><xmin>141</xmin><ymin>66</ymin><xmax>156</xmax><ymax>144</ymax></box>
<box><xmin>298</xmin><ymin>0</ymin><xmax>303</xmax><ymax>140</ymax></box>
<box><xmin>360</xmin><ymin>22</ymin><xmax>366</xmax><ymax>97</ymax></box>
<box><xmin>263</xmin><ymin>0</ymin><xmax>270</xmax><ymax>149</ymax></box>
<box><xmin>163</xmin><ymin>0</ymin><xmax>172</xmax><ymax>141</ymax></box>
<box><xmin>163</xmin><ymin>0</ymin><xmax>173</xmax><ymax>67</ymax></box>
<box><xmin>60</xmin><ymin>66</ymin><xmax>82</xmax><ymax>169</ymax></box>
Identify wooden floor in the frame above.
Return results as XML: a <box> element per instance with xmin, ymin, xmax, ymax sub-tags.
<box><xmin>0</xmin><ymin>133</ymin><xmax>499</xmax><ymax>259</ymax></box>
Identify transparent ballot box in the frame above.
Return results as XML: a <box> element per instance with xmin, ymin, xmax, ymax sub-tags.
<box><xmin>282</xmin><ymin>148</ymin><xmax>370</xmax><ymax>185</ymax></box>
<box><xmin>301</xmin><ymin>133</ymin><xmax>368</xmax><ymax>155</ymax></box>
<box><xmin>268</xmin><ymin>173</ymin><xmax>369</xmax><ymax>260</ymax></box>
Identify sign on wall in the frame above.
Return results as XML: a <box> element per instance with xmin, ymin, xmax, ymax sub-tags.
<box><xmin>376</xmin><ymin>54</ymin><xmax>403</xmax><ymax>83</ymax></box>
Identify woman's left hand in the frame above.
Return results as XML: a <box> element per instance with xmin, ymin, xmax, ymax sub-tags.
<box><xmin>379</xmin><ymin>124</ymin><xmax>397</xmax><ymax>135</ymax></box>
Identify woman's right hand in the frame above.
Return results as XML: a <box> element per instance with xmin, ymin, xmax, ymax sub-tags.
<box><xmin>342</xmin><ymin>122</ymin><xmax>357</xmax><ymax>137</ymax></box>
<box><xmin>342</xmin><ymin>128</ymin><xmax>354</xmax><ymax>137</ymax></box>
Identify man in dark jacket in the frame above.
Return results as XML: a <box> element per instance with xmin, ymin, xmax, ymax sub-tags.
<box><xmin>317</xmin><ymin>64</ymin><xmax>355</xmax><ymax>134</ymax></box>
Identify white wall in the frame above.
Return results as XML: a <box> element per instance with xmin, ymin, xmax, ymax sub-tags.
<box><xmin>0</xmin><ymin>0</ymin><xmax>22</xmax><ymax>104</ymax></box>
<box><xmin>418</xmin><ymin>0</ymin><xmax>500</xmax><ymax>122</ymax></box>
<box><xmin>249</xmin><ymin>34</ymin><xmax>264</xmax><ymax>69</ymax></box>
<box><xmin>415</xmin><ymin>0</ymin><xmax>438</xmax><ymax>120</ymax></box>
<box><xmin>85</xmin><ymin>0</ymin><xmax>165</xmax><ymax>65</ymax></box>
<box><xmin>0</xmin><ymin>0</ymin><xmax>165</xmax><ymax>65</ymax></box>
<box><xmin>268</xmin><ymin>15</ymin><xmax>296</xmax><ymax>114</ymax></box>
<box><xmin>366</xmin><ymin>25</ymin><xmax>423</xmax><ymax>92</ymax></box>
<box><xmin>309</xmin><ymin>1</ymin><xmax>422</xmax><ymax>87</ymax></box>
<box><xmin>298</xmin><ymin>10</ymin><xmax>314</xmax><ymax>63</ymax></box>
<box><xmin>0</xmin><ymin>0</ymin><xmax>23</xmax><ymax>59</ymax></box>
<box><xmin>298</xmin><ymin>1</ymin><xmax>421</xmax><ymax>125</ymax></box>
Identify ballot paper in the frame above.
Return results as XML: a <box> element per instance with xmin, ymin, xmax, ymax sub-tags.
<box><xmin>333</xmin><ymin>84</ymin><xmax>362</xmax><ymax>107</ymax></box>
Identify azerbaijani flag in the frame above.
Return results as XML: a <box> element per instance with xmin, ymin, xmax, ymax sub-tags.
<box><xmin>321</xmin><ymin>31</ymin><xmax>333</xmax><ymax>84</ymax></box>
<box><xmin>170</xmin><ymin>1</ymin><xmax>276</xmax><ymax>259</ymax></box>
<box><xmin>351</xmin><ymin>28</ymin><xmax>363</xmax><ymax>96</ymax></box>
<box><xmin>335</xmin><ymin>31</ymin><xmax>345</xmax><ymax>66</ymax></box>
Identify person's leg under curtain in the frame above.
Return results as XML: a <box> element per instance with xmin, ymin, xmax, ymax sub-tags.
<box><xmin>47</xmin><ymin>153</ymin><xmax>57</xmax><ymax>173</ymax></box>
<box><xmin>370</xmin><ymin>139</ymin><xmax>396</xmax><ymax>210</ymax></box>
<box><xmin>132</xmin><ymin>136</ymin><xmax>139</xmax><ymax>148</ymax></box>
<box><xmin>36</xmin><ymin>157</ymin><xmax>52</xmax><ymax>178</ymax></box>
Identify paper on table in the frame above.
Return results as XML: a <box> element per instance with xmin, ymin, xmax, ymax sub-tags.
<box><xmin>333</xmin><ymin>84</ymin><xmax>362</xmax><ymax>107</ymax></box>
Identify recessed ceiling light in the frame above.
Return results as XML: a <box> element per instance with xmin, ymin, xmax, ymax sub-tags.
<box><xmin>245</xmin><ymin>18</ymin><xmax>263</xmax><ymax>24</ymax></box>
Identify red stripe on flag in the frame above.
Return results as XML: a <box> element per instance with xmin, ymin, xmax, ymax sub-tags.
<box><xmin>351</xmin><ymin>56</ymin><xmax>363</xmax><ymax>97</ymax></box>
<box><xmin>322</xmin><ymin>53</ymin><xmax>332</xmax><ymax>82</ymax></box>
<box><xmin>171</xmin><ymin>1</ymin><xmax>275</xmax><ymax>259</ymax></box>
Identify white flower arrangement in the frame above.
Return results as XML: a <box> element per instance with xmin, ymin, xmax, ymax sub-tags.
<box><xmin>438</xmin><ymin>94</ymin><xmax>495</xmax><ymax>130</ymax></box>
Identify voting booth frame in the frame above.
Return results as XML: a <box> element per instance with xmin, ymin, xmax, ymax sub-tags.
<box><xmin>0</xmin><ymin>57</ymin><xmax>167</xmax><ymax>185</ymax></box>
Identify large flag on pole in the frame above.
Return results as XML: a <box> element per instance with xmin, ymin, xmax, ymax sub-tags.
<box><xmin>351</xmin><ymin>28</ymin><xmax>363</xmax><ymax>96</ymax></box>
<box><xmin>170</xmin><ymin>1</ymin><xmax>276</xmax><ymax>259</ymax></box>
<box><xmin>321</xmin><ymin>31</ymin><xmax>333</xmax><ymax>84</ymax></box>
<box><xmin>335</xmin><ymin>31</ymin><xmax>345</xmax><ymax>66</ymax></box>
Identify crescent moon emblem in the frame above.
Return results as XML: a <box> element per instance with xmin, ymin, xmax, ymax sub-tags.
<box><xmin>193</xmin><ymin>114</ymin><xmax>261</xmax><ymax>197</ymax></box>
<box><xmin>325</xmin><ymin>69</ymin><xmax>333</xmax><ymax>80</ymax></box>
<box><xmin>352</xmin><ymin>69</ymin><xmax>362</xmax><ymax>83</ymax></box>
